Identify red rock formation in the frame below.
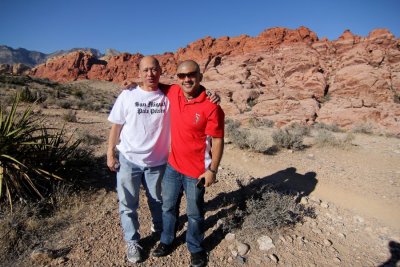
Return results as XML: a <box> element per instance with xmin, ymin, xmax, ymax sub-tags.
<box><xmin>28</xmin><ymin>27</ymin><xmax>400</xmax><ymax>135</ymax></box>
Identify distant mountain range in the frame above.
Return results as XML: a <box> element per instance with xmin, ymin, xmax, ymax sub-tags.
<box><xmin>0</xmin><ymin>45</ymin><xmax>119</xmax><ymax>66</ymax></box>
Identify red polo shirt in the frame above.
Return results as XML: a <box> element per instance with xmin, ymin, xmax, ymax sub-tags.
<box><xmin>165</xmin><ymin>84</ymin><xmax>225</xmax><ymax>178</ymax></box>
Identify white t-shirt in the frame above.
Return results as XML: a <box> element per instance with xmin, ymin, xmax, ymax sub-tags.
<box><xmin>108</xmin><ymin>86</ymin><xmax>170</xmax><ymax>167</ymax></box>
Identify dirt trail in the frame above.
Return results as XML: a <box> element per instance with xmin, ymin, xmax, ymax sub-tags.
<box><xmin>222</xmin><ymin>134</ymin><xmax>400</xmax><ymax>231</ymax></box>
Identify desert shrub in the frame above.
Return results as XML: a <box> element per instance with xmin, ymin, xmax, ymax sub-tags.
<box><xmin>0</xmin><ymin>94</ymin><xmax>92</xmax><ymax>207</ymax></box>
<box><xmin>225</xmin><ymin>118</ymin><xmax>241</xmax><ymax>134</ymax></box>
<box><xmin>285</xmin><ymin>122</ymin><xmax>311</xmax><ymax>136</ymax></box>
<box><xmin>314</xmin><ymin>130</ymin><xmax>355</xmax><ymax>148</ymax></box>
<box><xmin>245</xmin><ymin>131</ymin><xmax>270</xmax><ymax>153</ymax></box>
<box><xmin>79</xmin><ymin>131</ymin><xmax>103</xmax><ymax>146</ymax></box>
<box><xmin>58</xmin><ymin>100</ymin><xmax>72</xmax><ymax>109</ymax></box>
<box><xmin>249</xmin><ymin>116</ymin><xmax>274</xmax><ymax>128</ymax></box>
<box><xmin>72</xmin><ymin>89</ymin><xmax>85</xmax><ymax>100</ymax></box>
<box><xmin>226</xmin><ymin>119</ymin><xmax>269</xmax><ymax>152</ymax></box>
<box><xmin>230</xmin><ymin>128</ymin><xmax>251</xmax><ymax>149</ymax></box>
<box><xmin>242</xmin><ymin>186</ymin><xmax>304</xmax><ymax>230</ymax></box>
<box><xmin>77</xmin><ymin>99</ymin><xmax>103</xmax><ymax>111</ymax></box>
<box><xmin>19</xmin><ymin>87</ymin><xmax>36</xmax><ymax>103</ymax></box>
<box><xmin>0</xmin><ymin>74</ymin><xmax>32</xmax><ymax>86</ymax></box>
<box><xmin>223</xmin><ymin>184</ymin><xmax>308</xmax><ymax>237</ymax></box>
<box><xmin>351</xmin><ymin>123</ymin><xmax>374</xmax><ymax>134</ymax></box>
<box><xmin>313</xmin><ymin>122</ymin><xmax>341</xmax><ymax>132</ymax></box>
<box><xmin>62</xmin><ymin>110</ymin><xmax>77</xmax><ymax>122</ymax></box>
<box><xmin>87</xmin><ymin>102</ymin><xmax>103</xmax><ymax>111</ymax></box>
<box><xmin>272</xmin><ymin>127</ymin><xmax>305</xmax><ymax>150</ymax></box>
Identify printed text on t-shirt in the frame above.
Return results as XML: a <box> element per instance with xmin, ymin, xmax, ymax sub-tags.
<box><xmin>135</xmin><ymin>101</ymin><xmax>166</xmax><ymax>115</ymax></box>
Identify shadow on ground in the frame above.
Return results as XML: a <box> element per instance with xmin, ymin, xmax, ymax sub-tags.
<box><xmin>172</xmin><ymin>167</ymin><xmax>317</xmax><ymax>252</ymax></box>
<box><xmin>379</xmin><ymin>240</ymin><xmax>400</xmax><ymax>267</ymax></box>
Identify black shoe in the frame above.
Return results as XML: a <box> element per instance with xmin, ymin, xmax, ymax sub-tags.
<box><xmin>152</xmin><ymin>242</ymin><xmax>172</xmax><ymax>257</ymax></box>
<box><xmin>150</xmin><ymin>230</ymin><xmax>161</xmax><ymax>241</ymax></box>
<box><xmin>190</xmin><ymin>251</ymin><xmax>208</xmax><ymax>267</ymax></box>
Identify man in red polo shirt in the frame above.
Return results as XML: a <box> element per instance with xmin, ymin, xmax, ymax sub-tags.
<box><xmin>152</xmin><ymin>60</ymin><xmax>225</xmax><ymax>267</ymax></box>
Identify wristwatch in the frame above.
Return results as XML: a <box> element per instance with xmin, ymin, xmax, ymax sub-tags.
<box><xmin>208</xmin><ymin>167</ymin><xmax>218</xmax><ymax>174</ymax></box>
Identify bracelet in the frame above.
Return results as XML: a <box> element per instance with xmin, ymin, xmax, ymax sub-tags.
<box><xmin>208</xmin><ymin>167</ymin><xmax>217</xmax><ymax>174</ymax></box>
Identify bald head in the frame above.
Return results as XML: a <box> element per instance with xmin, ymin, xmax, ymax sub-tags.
<box><xmin>176</xmin><ymin>60</ymin><xmax>203</xmax><ymax>99</ymax></box>
<box><xmin>139</xmin><ymin>56</ymin><xmax>161</xmax><ymax>70</ymax></box>
<box><xmin>138</xmin><ymin>56</ymin><xmax>161</xmax><ymax>91</ymax></box>
<box><xmin>177</xmin><ymin>60</ymin><xmax>200</xmax><ymax>74</ymax></box>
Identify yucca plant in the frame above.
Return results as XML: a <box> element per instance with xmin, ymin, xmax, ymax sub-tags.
<box><xmin>0</xmin><ymin>94</ymin><xmax>90</xmax><ymax>209</ymax></box>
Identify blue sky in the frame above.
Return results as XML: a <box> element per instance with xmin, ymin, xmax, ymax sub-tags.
<box><xmin>1</xmin><ymin>0</ymin><xmax>399</xmax><ymax>55</ymax></box>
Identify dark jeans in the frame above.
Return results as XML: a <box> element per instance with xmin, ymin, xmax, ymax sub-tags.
<box><xmin>160</xmin><ymin>164</ymin><xmax>205</xmax><ymax>253</ymax></box>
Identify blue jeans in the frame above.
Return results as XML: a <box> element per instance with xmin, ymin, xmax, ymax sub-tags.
<box><xmin>117</xmin><ymin>153</ymin><xmax>165</xmax><ymax>242</ymax></box>
<box><xmin>160</xmin><ymin>164</ymin><xmax>205</xmax><ymax>253</ymax></box>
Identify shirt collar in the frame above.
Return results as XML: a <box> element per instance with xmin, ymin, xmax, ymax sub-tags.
<box><xmin>179</xmin><ymin>85</ymin><xmax>207</xmax><ymax>103</ymax></box>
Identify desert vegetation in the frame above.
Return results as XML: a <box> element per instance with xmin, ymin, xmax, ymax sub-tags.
<box><xmin>226</xmin><ymin>118</ymin><xmax>359</xmax><ymax>155</ymax></box>
<box><xmin>0</xmin><ymin>74</ymin><xmax>398</xmax><ymax>266</ymax></box>
<box><xmin>0</xmin><ymin>78</ymin><xmax>112</xmax><ymax>265</ymax></box>
<box><xmin>0</xmin><ymin>74</ymin><xmax>115</xmax><ymax>113</ymax></box>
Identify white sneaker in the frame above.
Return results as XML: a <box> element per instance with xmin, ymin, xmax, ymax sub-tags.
<box><xmin>127</xmin><ymin>241</ymin><xmax>142</xmax><ymax>263</ymax></box>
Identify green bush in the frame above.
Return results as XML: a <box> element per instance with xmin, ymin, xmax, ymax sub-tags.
<box><xmin>19</xmin><ymin>87</ymin><xmax>36</xmax><ymax>103</ymax></box>
<box><xmin>0</xmin><ymin>94</ymin><xmax>91</xmax><ymax>207</ymax></box>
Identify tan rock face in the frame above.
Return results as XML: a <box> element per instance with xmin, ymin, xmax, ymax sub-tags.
<box><xmin>29</xmin><ymin>27</ymin><xmax>400</xmax><ymax>135</ymax></box>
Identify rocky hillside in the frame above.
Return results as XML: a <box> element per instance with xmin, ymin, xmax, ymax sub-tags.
<box><xmin>0</xmin><ymin>45</ymin><xmax>103</xmax><ymax>67</ymax></box>
<box><xmin>25</xmin><ymin>27</ymin><xmax>400</xmax><ymax>135</ymax></box>
<box><xmin>0</xmin><ymin>45</ymin><xmax>47</xmax><ymax>66</ymax></box>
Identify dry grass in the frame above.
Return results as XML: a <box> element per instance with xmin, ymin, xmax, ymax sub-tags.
<box><xmin>313</xmin><ymin>122</ymin><xmax>342</xmax><ymax>132</ymax></box>
<box><xmin>225</xmin><ymin>119</ymin><xmax>270</xmax><ymax>153</ymax></box>
<box><xmin>351</xmin><ymin>122</ymin><xmax>374</xmax><ymax>134</ymax></box>
<box><xmin>0</xmin><ymin>74</ymin><xmax>119</xmax><ymax>113</ymax></box>
<box><xmin>314</xmin><ymin>130</ymin><xmax>355</xmax><ymax>148</ymax></box>
<box><xmin>0</xmin><ymin>184</ymin><xmax>86</xmax><ymax>266</ymax></box>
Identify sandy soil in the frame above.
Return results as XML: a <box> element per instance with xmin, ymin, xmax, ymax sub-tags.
<box><xmin>11</xmin><ymin>106</ymin><xmax>398</xmax><ymax>267</ymax></box>
<box><xmin>3</xmin><ymin>80</ymin><xmax>399</xmax><ymax>267</ymax></box>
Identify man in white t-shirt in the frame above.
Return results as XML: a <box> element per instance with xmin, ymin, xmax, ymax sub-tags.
<box><xmin>107</xmin><ymin>56</ymin><xmax>169</xmax><ymax>263</ymax></box>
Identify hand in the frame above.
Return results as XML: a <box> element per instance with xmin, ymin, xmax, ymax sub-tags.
<box><xmin>107</xmin><ymin>154</ymin><xmax>120</xmax><ymax>172</ymax></box>
<box><xmin>198</xmin><ymin>170</ymin><xmax>217</xmax><ymax>187</ymax></box>
<box><xmin>206</xmin><ymin>90</ymin><xmax>221</xmax><ymax>105</ymax></box>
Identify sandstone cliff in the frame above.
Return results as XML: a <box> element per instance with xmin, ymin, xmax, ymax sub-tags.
<box><xmin>28</xmin><ymin>27</ymin><xmax>400</xmax><ymax>135</ymax></box>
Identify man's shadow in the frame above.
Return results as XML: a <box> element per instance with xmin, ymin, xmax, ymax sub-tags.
<box><xmin>379</xmin><ymin>241</ymin><xmax>400</xmax><ymax>267</ymax></box>
<box><xmin>174</xmin><ymin>167</ymin><xmax>317</xmax><ymax>251</ymax></box>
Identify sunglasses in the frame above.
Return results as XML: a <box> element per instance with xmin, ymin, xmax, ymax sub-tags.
<box><xmin>177</xmin><ymin>72</ymin><xmax>197</xmax><ymax>79</ymax></box>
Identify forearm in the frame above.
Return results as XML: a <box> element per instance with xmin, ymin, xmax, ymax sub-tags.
<box><xmin>209</xmin><ymin>137</ymin><xmax>224</xmax><ymax>172</ymax></box>
<box><xmin>107</xmin><ymin>124</ymin><xmax>123</xmax><ymax>157</ymax></box>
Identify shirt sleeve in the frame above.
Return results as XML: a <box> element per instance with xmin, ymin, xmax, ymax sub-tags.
<box><xmin>163</xmin><ymin>84</ymin><xmax>180</xmax><ymax>98</ymax></box>
<box><xmin>205</xmin><ymin>105</ymin><xmax>225</xmax><ymax>138</ymax></box>
<box><xmin>108</xmin><ymin>91</ymin><xmax>127</xmax><ymax>125</ymax></box>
